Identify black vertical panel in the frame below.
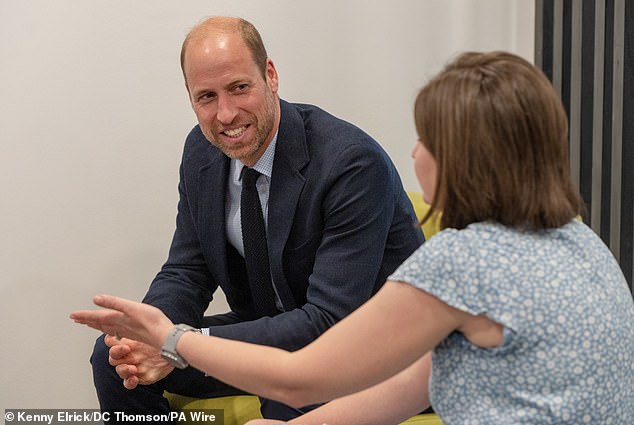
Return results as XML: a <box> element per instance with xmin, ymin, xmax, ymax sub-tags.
<box><xmin>561</xmin><ymin>0</ymin><xmax>573</xmax><ymax>118</ymax></box>
<box><xmin>621</xmin><ymin>0</ymin><xmax>633</xmax><ymax>289</ymax></box>
<box><xmin>536</xmin><ymin>0</ymin><xmax>632</xmax><ymax>293</ymax></box>
<box><xmin>541</xmin><ymin>2</ymin><xmax>555</xmax><ymax>81</ymax></box>
<box><xmin>579</xmin><ymin>1</ymin><xmax>595</xmax><ymax>222</ymax></box>
<box><xmin>601</xmin><ymin>0</ymin><xmax>615</xmax><ymax>243</ymax></box>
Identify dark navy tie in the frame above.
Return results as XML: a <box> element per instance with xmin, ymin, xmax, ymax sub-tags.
<box><xmin>240</xmin><ymin>167</ymin><xmax>278</xmax><ymax>316</ymax></box>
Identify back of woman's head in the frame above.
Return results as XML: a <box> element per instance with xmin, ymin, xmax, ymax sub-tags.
<box><xmin>415</xmin><ymin>51</ymin><xmax>584</xmax><ymax>230</ymax></box>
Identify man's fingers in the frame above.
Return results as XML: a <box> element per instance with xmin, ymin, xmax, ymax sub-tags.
<box><xmin>108</xmin><ymin>343</ymin><xmax>132</xmax><ymax>361</ymax></box>
<box><xmin>123</xmin><ymin>376</ymin><xmax>139</xmax><ymax>390</ymax></box>
<box><xmin>115</xmin><ymin>363</ymin><xmax>138</xmax><ymax>379</ymax></box>
<box><xmin>104</xmin><ymin>334</ymin><xmax>119</xmax><ymax>347</ymax></box>
<box><xmin>109</xmin><ymin>343</ymin><xmax>135</xmax><ymax>367</ymax></box>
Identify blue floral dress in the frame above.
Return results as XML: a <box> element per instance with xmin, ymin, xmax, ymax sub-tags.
<box><xmin>389</xmin><ymin>220</ymin><xmax>634</xmax><ymax>424</ymax></box>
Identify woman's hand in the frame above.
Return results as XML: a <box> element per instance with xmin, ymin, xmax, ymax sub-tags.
<box><xmin>70</xmin><ymin>295</ymin><xmax>174</xmax><ymax>349</ymax></box>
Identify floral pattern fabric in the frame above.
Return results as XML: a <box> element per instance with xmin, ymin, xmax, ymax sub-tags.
<box><xmin>389</xmin><ymin>220</ymin><xmax>634</xmax><ymax>425</ymax></box>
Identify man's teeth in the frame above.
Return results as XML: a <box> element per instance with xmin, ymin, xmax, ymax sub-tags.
<box><xmin>224</xmin><ymin>126</ymin><xmax>247</xmax><ymax>137</ymax></box>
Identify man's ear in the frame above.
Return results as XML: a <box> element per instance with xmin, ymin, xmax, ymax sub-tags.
<box><xmin>265</xmin><ymin>58</ymin><xmax>279</xmax><ymax>93</ymax></box>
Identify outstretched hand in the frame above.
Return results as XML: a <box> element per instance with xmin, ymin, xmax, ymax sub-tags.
<box><xmin>70</xmin><ymin>295</ymin><xmax>174</xmax><ymax>349</ymax></box>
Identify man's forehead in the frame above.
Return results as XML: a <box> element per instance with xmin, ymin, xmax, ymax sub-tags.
<box><xmin>185</xmin><ymin>41</ymin><xmax>246</xmax><ymax>75</ymax></box>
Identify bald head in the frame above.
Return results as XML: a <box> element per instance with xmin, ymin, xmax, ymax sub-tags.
<box><xmin>180</xmin><ymin>16</ymin><xmax>268</xmax><ymax>83</ymax></box>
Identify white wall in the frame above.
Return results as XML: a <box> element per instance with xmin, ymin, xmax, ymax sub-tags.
<box><xmin>0</xmin><ymin>0</ymin><xmax>533</xmax><ymax>409</ymax></box>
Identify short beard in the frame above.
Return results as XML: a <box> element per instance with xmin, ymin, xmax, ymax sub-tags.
<box><xmin>206</xmin><ymin>89</ymin><xmax>277</xmax><ymax>163</ymax></box>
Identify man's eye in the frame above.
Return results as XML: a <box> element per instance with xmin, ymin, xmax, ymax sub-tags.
<box><xmin>199</xmin><ymin>92</ymin><xmax>216</xmax><ymax>101</ymax></box>
<box><xmin>235</xmin><ymin>84</ymin><xmax>248</xmax><ymax>92</ymax></box>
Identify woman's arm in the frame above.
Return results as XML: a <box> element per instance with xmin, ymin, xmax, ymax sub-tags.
<box><xmin>175</xmin><ymin>281</ymin><xmax>458</xmax><ymax>407</ymax></box>
<box><xmin>250</xmin><ymin>352</ymin><xmax>432</xmax><ymax>425</ymax></box>
<box><xmin>71</xmin><ymin>281</ymin><xmax>461</xmax><ymax>407</ymax></box>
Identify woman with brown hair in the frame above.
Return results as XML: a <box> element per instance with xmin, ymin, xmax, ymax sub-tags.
<box><xmin>72</xmin><ymin>52</ymin><xmax>634</xmax><ymax>424</ymax></box>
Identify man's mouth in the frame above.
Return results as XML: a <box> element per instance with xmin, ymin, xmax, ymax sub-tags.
<box><xmin>222</xmin><ymin>125</ymin><xmax>249</xmax><ymax>138</ymax></box>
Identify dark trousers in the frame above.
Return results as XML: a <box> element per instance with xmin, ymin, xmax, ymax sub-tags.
<box><xmin>90</xmin><ymin>313</ymin><xmax>313</xmax><ymax>424</ymax></box>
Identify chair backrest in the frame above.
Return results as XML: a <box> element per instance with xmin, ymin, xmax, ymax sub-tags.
<box><xmin>407</xmin><ymin>192</ymin><xmax>441</xmax><ymax>240</ymax></box>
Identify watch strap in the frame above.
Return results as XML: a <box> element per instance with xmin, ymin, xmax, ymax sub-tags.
<box><xmin>160</xmin><ymin>324</ymin><xmax>197</xmax><ymax>369</ymax></box>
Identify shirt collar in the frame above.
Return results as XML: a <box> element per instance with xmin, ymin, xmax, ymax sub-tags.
<box><xmin>235</xmin><ymin>131</ymin><xmax>278</xmax><ymax>181</ymax></box>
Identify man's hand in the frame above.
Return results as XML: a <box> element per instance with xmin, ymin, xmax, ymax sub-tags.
<box><xmin>105</xmin><ymin>335</ymin><xmax>175</xmax><ymax>390</ymax></box>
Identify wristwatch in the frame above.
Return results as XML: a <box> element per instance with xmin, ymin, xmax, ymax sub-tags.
<box><xmin>160</xmin><ymin>324</ymin><xmax>199</xmax><ymax>369</ymax></box>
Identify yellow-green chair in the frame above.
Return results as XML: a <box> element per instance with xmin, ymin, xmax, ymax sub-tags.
<box><xmin>407</xmin><ymin>191</ymin><xmax>441</xmax><ymax>240</ymax></box>
<box><xmin>165</xmin><ymin>392</ymin><xmax>262</xmax><ymax>424</ymax></box>
<box><xmin>166</xmin><ymin>391</ymin><xmax>443</xmax><ymax>425</ymax></box>
<box><xmin>166</xmin><ymin>192</ymin><xmax>443</xmax><ymax>425</ymax></box>
<box><xmin>401</xmin><ymin>414</ymin><xmax>444</xmax><ymax>424</ymax></box>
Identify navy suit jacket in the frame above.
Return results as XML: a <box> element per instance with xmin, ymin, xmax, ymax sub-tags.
<box><xmin>143</xmin><ymin>100</ymin><xmax>424</xmax><ymax>351</ymax></box>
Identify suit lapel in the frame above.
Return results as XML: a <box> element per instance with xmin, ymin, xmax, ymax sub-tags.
<box><xmin>268</xmin><ymin>101</ymin><xmax>309</xmax><ymax>310</ymax></box>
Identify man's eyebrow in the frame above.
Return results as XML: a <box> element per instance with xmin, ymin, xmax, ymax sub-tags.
<box><xmin>227</xmin><ymin>77</ymin><xmax>252</xmax><ymax>87</ymax></box>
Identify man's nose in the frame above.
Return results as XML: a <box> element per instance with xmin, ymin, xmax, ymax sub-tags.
<box><xmin>216</xmin><ymin>95</ymin><xmax>238</xmax><ymax>124</ymax></box>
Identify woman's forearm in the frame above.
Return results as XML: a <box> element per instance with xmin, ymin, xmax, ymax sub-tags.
<box><xmin>176</xmin><ymin>331</ymin><xmax>310</xmax><ymax>406</ymax></box>
<box><xmin>174</xmin><ymin>282</ymin><xmax>457</xmax><ymax>407</ymax></box>
<box><xmin>286</xmin><ymin>353</ymin><xmax>432</xmax><ymax>425</ymax></box>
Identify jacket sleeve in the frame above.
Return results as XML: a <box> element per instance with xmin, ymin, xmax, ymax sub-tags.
<box><xmin>142</xmin><ymin>158</ymin><xmax>216</xmax><ymax>326</ymax></box>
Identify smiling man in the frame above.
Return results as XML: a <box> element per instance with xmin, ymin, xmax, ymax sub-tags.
<box><xmin>89</xmin><ymin>16</ymin><xmax>423</xmax><ymax>422</ymax></box>
<box><xmin>183</xmin><ymin>19</ymin><xmax>280</xmax><ymax>167</ymax></box>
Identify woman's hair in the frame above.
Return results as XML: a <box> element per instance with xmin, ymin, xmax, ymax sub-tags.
<box><xmin>415</xmin><ymin>51</ymin><xmax>584</xmax><ymax>230</ymax></box>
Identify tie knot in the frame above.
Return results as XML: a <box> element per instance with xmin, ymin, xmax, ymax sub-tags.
<box><xmin>242</xmin><ymin>167</ymin><xmax>261</xmax><ymax>188</ymax></box>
